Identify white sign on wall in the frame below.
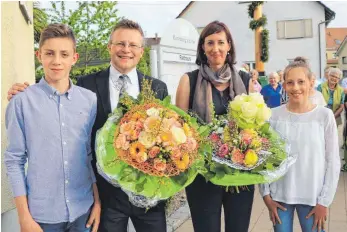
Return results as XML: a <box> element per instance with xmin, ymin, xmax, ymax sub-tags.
<box><xmin>151</xmin><ymin>18</ymin><xmax>199</xmax><ymax>103</ymax></box>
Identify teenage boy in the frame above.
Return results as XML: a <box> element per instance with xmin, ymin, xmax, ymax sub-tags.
<box><xmin>4</xmin><ymin>24</ymin><xmax>100</xmax><ymax>232</ymax></box>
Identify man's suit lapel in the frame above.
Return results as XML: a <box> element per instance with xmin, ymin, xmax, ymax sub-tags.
<box><xmin>137</xmin><ymin>70</ymin><xmax>144</xmax><ymax>92</ymax></box>
<box><xmin>96</xmin><ymin>67</ymin><xmax>112</xmax><ymax>116</ymax></box>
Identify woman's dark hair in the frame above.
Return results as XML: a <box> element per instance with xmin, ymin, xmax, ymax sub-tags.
<box><xmin>195</xmin><ymin>21</ymin><xmax>236</xmax><ymax>70</ymax></box>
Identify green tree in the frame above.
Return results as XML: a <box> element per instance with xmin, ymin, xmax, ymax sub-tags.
<box><xmin>33</xmin><ymin>1</ymin><xmax>48</xmax><ymax>44</ymax></box>
<box><xmin>137</xmin><ymin>47</ymin><xmax>151</xmax><ymax>76</ymax></box>
<box><xmin>48</xmin><ymin>1</ymin><xmax>121</xmax><ymax>68</ymax></box>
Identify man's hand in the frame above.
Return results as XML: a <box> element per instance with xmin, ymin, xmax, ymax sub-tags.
<box><xmin>7</xmin><ymin>82</ymin><xmax>30</xmax><ymax>101</ymax></box>
<box><xmin>86</xmin><ymin>201</ymin><xmax>101</xmax><ymax>232</ymax></box>
<box><xmin>19</xmin><ymin>215</ymin><xmax>43</xmax><ymax>232</ymax></box>
<box><xmin>306</xmin><ymin>204</ymin><xmax>327</xmax><ymax>232</ymax></box>
<box><xmin>263</xmin><ymin>195</ymin><xmax>287</xmax><ymax>225</ymax></box>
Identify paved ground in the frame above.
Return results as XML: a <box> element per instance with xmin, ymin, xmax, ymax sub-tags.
<box><xmin>176</xmin><ymin>125</ymin><xmax>347</xmax><ymax>232</ymax></box>
<box><xmin>176</xmin><ymin>172</ymin><xmax>347</xmax><ymax>232</ymax></box>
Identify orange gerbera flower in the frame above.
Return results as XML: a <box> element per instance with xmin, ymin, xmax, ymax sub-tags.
<box><xmin>129</xmin><ymin>142</ymin><xmax>146</xmax><ymax>158</ymax></box>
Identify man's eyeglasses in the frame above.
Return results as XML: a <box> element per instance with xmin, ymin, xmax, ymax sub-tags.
<box><xmin>110</xmin><ymin>41</ymin><xmax>143</xmax><ymax>51</ymax></box>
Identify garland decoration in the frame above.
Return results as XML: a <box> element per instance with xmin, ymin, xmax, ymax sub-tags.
<box><xmin>261</xmin><ymin>29</ymin><xmax>269</xmax><ymax>62</ymax></box>
<box><xmin>247</xmin><ymin>1</ymin><xmax>263</xmax><ymax>18</ymax></box>
<box><xmin>249</xmin><ymin>16</ymin><xmax>267</xmax><ymax>31</ymax></box>
<box><xmin>247</xmin><ymin>1</ymin><xmax>269</xmax><ymax>63</ymax></box>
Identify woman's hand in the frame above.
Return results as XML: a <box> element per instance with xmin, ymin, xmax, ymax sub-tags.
<box><xmin>306</xmin><ymin>204</ymin><xmax>327</xmax><ymax>232</ymax></box>
<box><xmin>263</xmin><ymin>195</ymin><xmax>287</xmax><ymax>225</ymax></box>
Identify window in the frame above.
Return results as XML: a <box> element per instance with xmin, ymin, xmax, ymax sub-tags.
<box><xmin>343</xmin><ymin>57</ymin><xmax>347</xmax><ymax>64</ymax></box>
<box><xmin>277</xmin><ymin>19</ymin><xmax>312</xmax><ymax>39</ymax></box>
<box><xmin>335</xmin><ymin>39</ymin><xmax>341</xmax><ymax>45</ymax></box>
<box><xmin>333</xmin><ymin>53</ymin><xmax>337</xmax><ymax>59</ymax></box>
<box><xmin>197</xmin><ymin>27</ymin><xmax>205</xmax><ymax>35</ymax></box>
<box><xmin>343</xmin><ymin>70</ymin><xmax>347</xmax><ymax>78</ymax></box>
<box><xmin>244</xmin><ymin>62</ymin><xmax>256</xmax><ymax>70</ymax></box>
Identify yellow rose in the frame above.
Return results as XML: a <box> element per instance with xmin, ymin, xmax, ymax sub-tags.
<box><xmin>146</xmin><ymin>107</ymin><xmax>160</xmax><ymax>117</ymax></box>
<box><xmin>138</xmin><ymin>131</ymin><xmax>156</xmax><ymax>148</ymax></box>
<box><xmin>171</xmin><ymin>126</ymin><xmax>187</xmax><ymax>144</ymax></box>
<box><xmin>256</xmin><ymin>105</ymin><xmax>272</xmax><ymax>124</ymax></box>
<box><xmin>244</xmin><ymin>149</ymin><xmax>258</xmax><ymax>167</ymax></box>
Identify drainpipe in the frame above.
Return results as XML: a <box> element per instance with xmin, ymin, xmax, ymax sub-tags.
<box><xmin>318</xmin><ymin>15</ymin><xmax>335</xmax><ymax>78</ymax></box>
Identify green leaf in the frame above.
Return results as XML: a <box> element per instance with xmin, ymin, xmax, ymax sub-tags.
<box><xmin>135</xmin><ymin>179</ymin><xmax>147</xmax><ymax>193</ymax></box>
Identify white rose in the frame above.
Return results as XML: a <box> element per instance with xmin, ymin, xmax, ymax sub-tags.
<box><xmin>241</xmin><ymin>102</ymin><xmax>258</xmax><ymax>119</ymax></box>
<box><xmin>146</xmin><ymin>107</ymin><xmax>160</xmax><ymax>117</ymax></box>
<box><xmin>171</xmin><ymin>126</ymin><xmax>187</xmax><ymax>144</ymax></box>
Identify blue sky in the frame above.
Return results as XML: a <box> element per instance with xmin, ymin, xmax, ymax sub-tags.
<box><xmin>40</xmin><ymin>1</ymin><xmax>347</xmax><ymax>37</ymax></box>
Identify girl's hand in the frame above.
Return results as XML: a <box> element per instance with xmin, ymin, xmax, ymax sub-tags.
<box><xmin>263</xmin><ymin>195</ymin><xmax>287</xmax><ymax>225</ymax></box>
<box><xmin>306</xmin><ymin>204</ymin><xmax>327</xmax><ymax>232</ymax></box>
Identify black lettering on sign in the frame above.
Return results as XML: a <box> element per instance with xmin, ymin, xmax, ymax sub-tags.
<box><xmin>179</xmin><ymin>55</ymin><xmax>191</xmax><ymax>61</ymax></box>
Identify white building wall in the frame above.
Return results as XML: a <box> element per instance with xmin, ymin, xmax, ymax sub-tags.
<box><xmin>180</xmin><ymin>1</ymin><xmax>327</xmax><ymax>76</ymax></box>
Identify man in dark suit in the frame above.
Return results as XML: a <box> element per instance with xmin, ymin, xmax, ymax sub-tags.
<box><xmin>7</xmin><ymin>19</ymin><xmax>168</xmax><ymax>232</ymax></box>
<box><xmin>77</xmin><ymin>19</ymin><xmax>168</xmax><ymax>232</ymax></box>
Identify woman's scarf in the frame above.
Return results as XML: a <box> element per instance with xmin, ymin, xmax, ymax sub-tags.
<box><xmin>192</xmin><ymin>64</ymin><xmax>246</xmax><ymax>123</ymax></box>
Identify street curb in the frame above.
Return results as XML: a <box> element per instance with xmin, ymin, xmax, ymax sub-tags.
<box><xmin>128</xmin><ymin>202</ymin><xmax>191</xmax><ymax>232</ymax></box>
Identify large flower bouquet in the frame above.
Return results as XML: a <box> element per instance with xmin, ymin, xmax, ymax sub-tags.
<box><xmin>203</xmin><ymin>93</ymin><xmax>296</xmax><ymax>186</ymax></box>
<box><xmin>96</xmin><ymin>80</ymin><xmax>209</xmax><ymax>207</ymax></box>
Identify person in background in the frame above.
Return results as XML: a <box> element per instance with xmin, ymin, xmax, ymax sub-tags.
<box><xmin>176</xmin><ymin>20</ymin><xmax>254</xmax><ymax>232</ymax></box>
<box><xmin>317</xmin><ymin>67</ymin><xmax>344</xmax><ymax>126</ymax></box>
<box><xmin>242</xmin><ymin>63</ymin><xmax>250</xmax><ymax>73</ymax></box>
<box><xmin>340</xmin><ymin>75</ymin><xmax>347</xmax><ymax>94</ymax></box>
<box><xmin>250</xmin><ymin>69</ymin><xmax>262</xmax><ymax>93</ymax></box>
<box><xmin>261</xmin><ymin>72</ymin><xmax>282</xmax><ymax>108</ymax></box>
<box><xmin>343</xmin><ymin>95</ymin><xmax>347</xmax><ymax>171</ymax></box>
<box><xmin>238</xmin><ymin>65</ymin><xmax>252</xmax><ymax>94</ymax></box>
<box><xmin>309</xmin><ymin>73</ymin><xmax>326</xmax><ymax>106</ymax></box>
<box><xmin>315</xmin><ymin>66</ymin><xmax>330</xmax><ymax>89</ymax></box>
<box><xmin>260</xmin><ymin>57</ymin><xmax>340</xmax><ymax>232</ymax></box>
<box><xmin>277</xmin><ymin>70</ymin><xmax>284</xmax><ymax>85</ymax></box>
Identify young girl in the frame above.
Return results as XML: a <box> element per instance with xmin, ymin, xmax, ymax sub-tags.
<box><xmin>260</xmin><ymin>57</ymin><xmax>341</xmax><ymax>232</ymax></box>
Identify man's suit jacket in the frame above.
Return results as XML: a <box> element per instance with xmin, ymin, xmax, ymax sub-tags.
<box><xmin>76</xmin><ymin>67</ymin><xmax>168</xmax><ymax>199</ymax></box>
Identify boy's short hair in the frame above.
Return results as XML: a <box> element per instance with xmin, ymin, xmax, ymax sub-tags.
<box><xmin>109</xmin><ymin>19</ymin><xmax>144</xmax><ymax>44</ymax></box>
<box><xmin>39</xmin><ymin>24</ymin><xmax>76</xmax><ymax>50</ymax></box>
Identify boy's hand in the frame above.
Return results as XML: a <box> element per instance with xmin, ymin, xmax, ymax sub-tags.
<box><xmin>263</xmin><ymin>195</ymin><xmax>287</xmax><ymax>225</ymax></box>
<box><xmin>306</xmin><ymin>204</ymin><xmax>327</xmax><ymax>232</ymax></box>
<box><xmin>86</xmin><ymin>201</ymin><xmax>101</xmax><ymax>232</ymax></box>
<box><xmin>7</xmin><ymin>82</ymin><xmax>30</xmax><ymax>101</ymax></box>
<box><xmin>19</xmin><ymin>215</ymin><xmax>43</xmax><ymax>232</ymax></box>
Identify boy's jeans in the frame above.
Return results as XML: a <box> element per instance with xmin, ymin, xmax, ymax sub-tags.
<box><xmin>274</xmin><ymin>202</ymin><xmax>325</xmax><ymax>232</ymax></box>
<box><xmin>38</xmin><ymin>210</ymin><xmax>90</xmax><ymax>232</ymax></box>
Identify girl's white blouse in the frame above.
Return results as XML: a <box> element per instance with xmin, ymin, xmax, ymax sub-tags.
<box><xmin>259</xmin><ymin>105</ymin><xmax>341</xmax><ymax>207</ymax></box>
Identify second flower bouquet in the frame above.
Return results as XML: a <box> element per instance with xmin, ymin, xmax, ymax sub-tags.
<box><xmin>203</xmin><ymin>93</ymin><xmax>296</xmax><ymax>186</ymax></box>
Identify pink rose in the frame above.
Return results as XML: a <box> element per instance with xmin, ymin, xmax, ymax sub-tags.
<box><xmin>170</xmin><ymin>148</ymin><xmax>183</xmax><ymax>160</ymax></box>
<box><xmin>149</xmin><ymin>146</ymin><xmax>161</xmax><ymax>158</ymax></box>
<box><xmin>210</xmin><ymin>133</ymin><xmax>220</xmax><ymax>143</ymax></box>
<box><xmin>217</xmin><ymin>144</ymin><xmax>229</xmax><ymax>158</ymax></box>
<box><xmin>231</xmin><ymin>148</ymin><xmax>245</xmax><ymax>164</ymax></box>
<box><xmin>153</xmin><ymin>158</ymin><xmax>167</xmax><ymax>171</ymax></box>
<box><xmin>115</xmin><ymin>134</ymin><xmax>130</xmax><ymax>150</ymax></box>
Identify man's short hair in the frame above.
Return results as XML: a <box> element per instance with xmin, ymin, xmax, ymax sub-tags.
<box><xmin>39</xmin><ymin>24</ymin><xmax>76</xmax><ymax>50</ymax></box>
<box><xmin>109</xmin><ymin>19</ymin><xmax>144</xmax><ymax>44</ymax></box>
